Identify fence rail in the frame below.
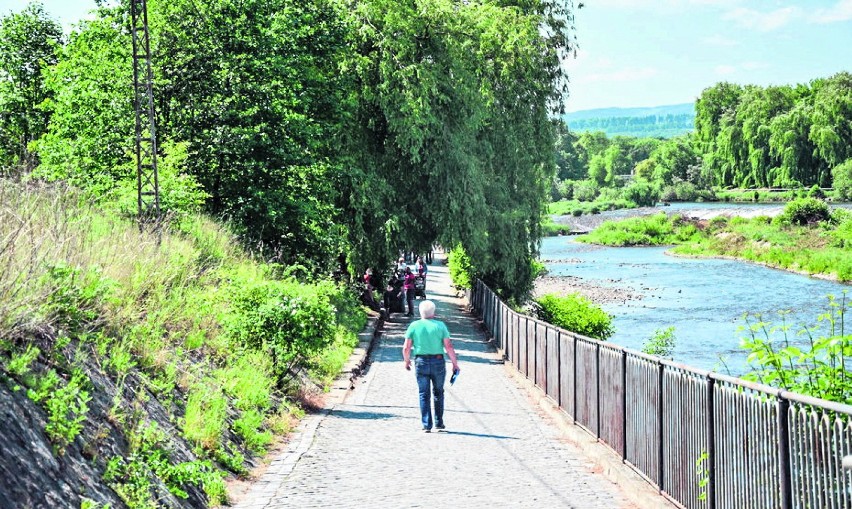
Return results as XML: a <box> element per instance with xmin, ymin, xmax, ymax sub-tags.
<box><xmin>469</xmin><ymin>280</ymin><xmax>852</xmax><ymax>509</ymax></box>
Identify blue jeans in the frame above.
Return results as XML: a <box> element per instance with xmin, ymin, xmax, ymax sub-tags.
<box><xmin>414</xmin><ymin>357</ymin><xmax>446</xmax><ymax>429</ymax></box>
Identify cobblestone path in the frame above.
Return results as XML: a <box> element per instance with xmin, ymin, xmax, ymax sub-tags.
<box><xmin>235</xmin><ymin>258</ymin><xmax>649</xmax><ymax>508</ymax></box>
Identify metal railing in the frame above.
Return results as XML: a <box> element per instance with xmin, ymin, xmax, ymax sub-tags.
<box><xmin>469</xmin><ymin>280</ymin><xmax>852</xmax><ymax>509</ymax></box>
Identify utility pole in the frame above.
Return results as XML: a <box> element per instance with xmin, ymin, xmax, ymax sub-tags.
<box><xmin>130</xmin><ymin>0</ymin><xmax>160</xmax><ymax>224</ymax></box>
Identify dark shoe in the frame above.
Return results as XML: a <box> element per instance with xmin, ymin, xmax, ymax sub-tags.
<box><xmin>406</xmin><ymin>312</ymin><xmax>413</xmax><ymax>316</ymax></box>
<box><xmin>423</xmin><ymin>427</ymin><xmax>431</xmax><ymax>433</ymax></box>
<box><xmin>436</xmin><ymin>423</ymin><xmax>446</xmax><ymax>430</ymax></box>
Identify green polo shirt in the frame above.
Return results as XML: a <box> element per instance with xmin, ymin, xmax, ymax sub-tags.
<box><xmin>405</xmin><ymin>319</ymin><xmax>450</xmax><ymax>356</ymax></box>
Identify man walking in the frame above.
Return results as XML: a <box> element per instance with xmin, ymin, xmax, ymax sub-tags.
<box><xmin>403</xmin><ymin>300</ymin><xmax>460</xmax><ymax>432</ymax></box>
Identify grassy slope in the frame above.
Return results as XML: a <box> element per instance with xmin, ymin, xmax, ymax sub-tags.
<box><xmin>0</xmin><ymin>181</ymin><xmax>365</xmax><ymax>507</ymax></box>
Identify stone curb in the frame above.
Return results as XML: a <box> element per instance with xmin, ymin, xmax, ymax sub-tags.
<box><xmin>324</xmin><ymin>314</ymin><xmax>384</xmax><ymax>407</ymax></box>
<box><xmin>227</xmin><ymin>314</ymin><xmax>384</xmax><ymax>508</ymax></box>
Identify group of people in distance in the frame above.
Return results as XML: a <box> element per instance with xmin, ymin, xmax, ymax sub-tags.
<box><xmin>363</xmin><ymin>256</ymin><xmax>428</xmax><ymax>318</ymax></box>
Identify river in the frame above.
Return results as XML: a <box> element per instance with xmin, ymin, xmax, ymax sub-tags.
<box><xmin>539</xmin><ymin>203</ymin><xmax>852</xmax><ymax>375</ymax></box>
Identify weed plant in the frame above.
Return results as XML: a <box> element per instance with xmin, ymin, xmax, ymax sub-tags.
<box><xmin>740</xmin><ymin>293</ymin><xmax>852</xmax><ymax>404</ymax></box>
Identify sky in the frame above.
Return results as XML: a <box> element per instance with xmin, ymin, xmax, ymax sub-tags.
<box><xmin>4</xmin><ymin>0</ymin><xmax>852</xmax><ymax>112</ymax></box>
<box><xmin>564</xmin><ymin>0</ymin><xmax>852</xmax><ymax>111</ymax></box>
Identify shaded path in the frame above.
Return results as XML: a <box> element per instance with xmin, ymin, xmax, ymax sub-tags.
<box><xmin>234</xmin><ymin>257</ymin><xmax>654</xmax><ymax>508</ymax></box>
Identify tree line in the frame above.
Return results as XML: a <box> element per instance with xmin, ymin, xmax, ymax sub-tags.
<box><xmin>566</xmin><ymin>113</ymin><xmax>694</xmax><ymax>139</ymax></box>
<box><xmin>0</xmin><ymin>0</ymin><xmax>578</xmax><ymax>301</ymax></box>
<box><xmin>552</xmin><ymin>72</ymin><xmax>852</xmax><ymax>207</ymax></box>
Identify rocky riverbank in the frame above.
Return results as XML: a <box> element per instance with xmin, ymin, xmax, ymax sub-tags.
<box><xmin>538</xmin><ymin>204</ymin><xmax>788</xmax><ymax>303</ymax></box>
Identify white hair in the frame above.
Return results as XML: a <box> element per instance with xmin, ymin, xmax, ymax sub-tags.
<box><xmin>419</xmin><ymin>300</ymin><xmax>436</xmax><ymax>319</ymax></box>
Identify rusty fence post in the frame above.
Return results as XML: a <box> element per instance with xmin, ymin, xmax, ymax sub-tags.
<box><xmin>706</xmin><ymin>376</ymin><xmax>716</xmax><ymax>509</ymax></box>
<box><xmin>621</xmin><ymin>350</ymin><xmax>627</xmax><ymax>461</ymax></box>
<box><xmin>658</xmin><ymin>360</ymin><xmax>665</xmax><ymax>493</ymax></box>
<box><xmin>778</xmin><ymin>395</ymin><xmax>792</xmax><ymax>509</ymax></box>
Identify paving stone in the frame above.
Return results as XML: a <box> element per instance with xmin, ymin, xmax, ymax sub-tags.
<box><xmin>234</xmin><ymin>258</ymin><xmax>658</xmax><ymax>509</ymax></box>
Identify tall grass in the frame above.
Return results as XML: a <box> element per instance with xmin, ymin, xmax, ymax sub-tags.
<box><xmin>0</xmin><ymin>180</ymin><xmax>366</xmax><ymax>507</ymax></box>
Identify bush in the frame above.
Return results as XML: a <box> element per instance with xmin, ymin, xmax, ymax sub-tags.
<box><xmin>225</xmin><ymin>279</ymin><xmax>337</xmax><ymax>384</ymax></box>
<box><xmin>573</xmin><ymin>180</ymin><xmax>599</xmax><ymax>202</ymax></box>
<box><xmin>447</xmin><ymin>244</ymin><xmax>475</xmax><ymax>290</ymax></box>
<box><xmin>535</xmin><ymin>293</ymin><xmax>614</xmax><ymax>340</ymax></box>
<box><xmin>674</xmin><ymin>181</ymin><xmax>699</xmax><ymax>201</ymax></box>
<box><xmin>621</xmin><ymin>180</ymin><xmax>660</xmax><ymax>207</ymax></box>
<box><xmin>833</xmin><ymin>159</ymin><xmax>852</xmax><ymax>200</ymax></box>
<box><xmin>642</xmin><ymin>327</ymin><xmax>676</xmax><ymax>357</ymax></box>
<box><xmin>777</xmin><ymin>197</ymin><xmax>831</xmax><ymax>226</ymax></box>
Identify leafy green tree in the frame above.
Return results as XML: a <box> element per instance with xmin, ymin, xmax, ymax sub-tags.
<box><xmin>809</xmin><ymin>72</ymin><xmax>852</xmax><ymax>170</ymax></box>
<box><xmin>833</xmin><ymin>159</ymin><xmax>852</xmax><ymax>200</ymax></box>
<box><xmin>150</xmin><ymin>0</ymin><xmax>352</xmax><ymax>270</ymax></box>
<box><xmin>574</xmin><ymin>130</ymin><xmax>610</xmax><ymax>169</ymax></box>
<box><xmin>0</xmin><ymin>2</ymin><xmax>63</xmax><ymax>174</ymax></box>
<box><xmin>603</xmin><ymin>142</ymin><xmax>631</xmax><ymax>186</ymax></box>
<box><xmin>33</xmin><ymin>10</ymin><xmax>134</xmax><ymax>193</ymax></box>
<box><xmin>554</xmin><ymin>121</ymin><xmax>583</xmax><ymax>180</ymax></box>
<box><xmin>343</xmin><ymin>0</ymin><xmax>576</xmax><ymax>300</ymax></box>
<box><xmin>768</xmin><ymin>102</ymin><xmax>823</xmax><ymax>187</ymax></box>
<box><xmin>651</xmin><ymin>136</ymin><xmax>699</xmax><ymax>185</ymax></box>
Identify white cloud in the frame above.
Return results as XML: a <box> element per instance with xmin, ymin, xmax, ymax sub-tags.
<box><xmin>810</xmin><ymin>0</ymin><xmax>852</xmax><ymax>23</ymax></box>
<box><xmin>715</xmin><ymin>65</ymin><xmax>737</xmax><ymax>75</ymax></box>
<box><xmin>724</xmin><ymin>6</ymin><xmax>799</xmax><ymax>31</ymax></box>
<box><xmin>579</xmin><ymin>66</ymin><xmax>660</xmax><ymax>83</ymax></box>
<box><xmin>703</xmin><ymin>34</ymin><xmax>739</xmax><ymax>47</ymax></box>
<box><xmin>713</xmin><ymin>62</ymin><xmax>771</xmax><ymax>76</ymax></box>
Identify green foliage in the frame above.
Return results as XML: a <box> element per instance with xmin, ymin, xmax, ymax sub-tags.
<box><xmin>183</xmin><ymin>382</ymin><xmax>229</xmax><ymax>452</ymax></box>
<box><xmin>579</xmin><ymin>213</ymin><xmax>685</xmax><ymax>246</ymax></box>
<box><xmin>0</xmin><ymin>2</ymin><xmax>63</xmax><ymax>173</ymax></box>
<box><xmin>832</xmin><ymin>159</ymin><xmax>852</xmax><ymax>200</ymax></box>
<box><xmin>447</xmin><ymin>245</ymin><xmax>475</xmax><ymax>290</ymax></box>
<box><xmin>776</xmin><ymin>197</ymin><xmax>830</xmax><ymax>226</ymax></box>
<box><xmin>534</xmin><ymin>293</ymin><xmax>614</xmax><ymax>340</ymax></box>
<box><xmin>104</xmin><ymin>422</ymin><xmax>227</xmax><ymax>507</ymax></box>
<box><xmin>225</xmin><ymin>279</ymin><xmax>337</xmax><ymax>383</ymax></box>
<box><xmin>5</xmin><ymin>344</ymin><xmax>40</xmax><ymax>377</ymax></box>
<box><xmin>740</xmin><ymin>294</ymin><xmax>852</xmax><ymax>404</ymax></box>
<box><xmin>621</xmin><ymin>179</ymin><xmax>660</xmax><ymax>207</ymax></box>
<box><xmin>42</xmin><ymin>371</ymin><xmax>91</xmax><ymax>454</ymax></box>
<box><xmin>642</xmin><ymin>327</ymin><xmax>677</xmax><ymax>358</ymax></box>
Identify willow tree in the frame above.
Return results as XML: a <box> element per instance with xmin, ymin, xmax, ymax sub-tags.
<box><xmin>343</xmin><ymin>0</ymin><xmax>576</xmax><ymax>300</ymax></box>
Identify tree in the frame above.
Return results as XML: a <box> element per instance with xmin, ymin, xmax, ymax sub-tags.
<box><xmin>809</xmin><ymin>72</ymin><xmax>852</xmax><ymax>170</ymax></box>
<box><xmin>150</xmin><ymin>0</ymin><xmax>353</xmax><ymax>270</ymax></box>
<box><xmin>34</xmin><ymin>10</ymin><xmax>134</xmax><ymax>192</ymax></box>
<box><xmin>651</xmin><ymin>136</ymin><xmax>699</xmax><ymax>185</ymax></box>
<box><xmin>343</xmin><ymin>0</ymin><xmax>576</xmax><ymax>300</ymax></box>
<box><xmin>0</xmin><ymin>2</ymin><xmax>63</xmax><ymax>174</ymax></box>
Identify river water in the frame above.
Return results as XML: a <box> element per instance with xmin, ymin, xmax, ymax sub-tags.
<box><xmin>540</xmin><ymin>203</ymin><xmax>852</xmax><ymax>375</ymax></box>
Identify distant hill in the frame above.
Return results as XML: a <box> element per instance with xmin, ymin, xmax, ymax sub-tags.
<box><xmin>563</xmin><ymin>103</ymin><xmax>695</xmax><ymax>139</ymax></box>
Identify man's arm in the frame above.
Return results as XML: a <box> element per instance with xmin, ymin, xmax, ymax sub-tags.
<box><xmin>443</xmin><ymin>336</ymin><xmax>459</xmax><ymax>372</ymax></box>
<box><xmin>403</xmin><ymin>337</ymin><xmax>413</xmax><ymax>371</ymax></box>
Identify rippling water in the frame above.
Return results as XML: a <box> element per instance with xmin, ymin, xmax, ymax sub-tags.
<box><xmin>539</xmin><ymin>235</ymin><xmax>851</xmax><ymax>375</ymax></box>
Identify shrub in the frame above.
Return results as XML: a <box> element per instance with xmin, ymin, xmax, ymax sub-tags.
<box><xmin>573</xmin><ymin>179</ymin><xmax>599</xmax><ymax>202</ymax></box>
<box><xmin>534</xmin><ymin>293</ymin><xmax>614</xmax><ymax>340</ymax></box>
<box><xmin>674</xmin><ymin>181</ymin><xmax>699</xmax><ymax>201</ymax></box>
<box><xmin>833</xmin><ymin>159</ymin><xmax>852</xmax><ymax>200</ymax></box>
<box><xmin>447</xmin><ymin>244</ymin><xmax>475</xmax><ymax>290</ymax></box>
<box><xmin>777</xmin><ymin>197</ymin><xmax>830</xmax><ymax>226</ymax></box>
<box><xmin>621</xmin><ymin>180</ymin><xmax>660</xmax><ymax>207</ymax></box>
<box><xmin>807</xmin><ymin>184</ymin><xmax>825</xmax><ymax>199</ymax></box>
<box><xmin>225</xmin><ymin>279</ymin><xmax>337</xmax><ymax>383</ymax></box>
<box><xmin>642</xmin><ymin>327</ymin><xmax>676</xmax><ymax>357</ymax></box>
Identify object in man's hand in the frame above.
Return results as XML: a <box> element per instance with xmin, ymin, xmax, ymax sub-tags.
<box><xmin>450</xmin><ymin>368</ymin><xmax>460</xmax><ymax>385</ymax></box>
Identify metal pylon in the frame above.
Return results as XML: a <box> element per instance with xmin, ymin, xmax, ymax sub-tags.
<box><xmin>130</xmin><ymin>0</ymin><xmax>160</xmax><ymax>223</ymax></box>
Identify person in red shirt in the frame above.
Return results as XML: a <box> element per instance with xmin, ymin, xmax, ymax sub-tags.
<box><xmin>402</xmin><ymin>266</ymin><xmax>417</xmax><ymax>316</ymax></box>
